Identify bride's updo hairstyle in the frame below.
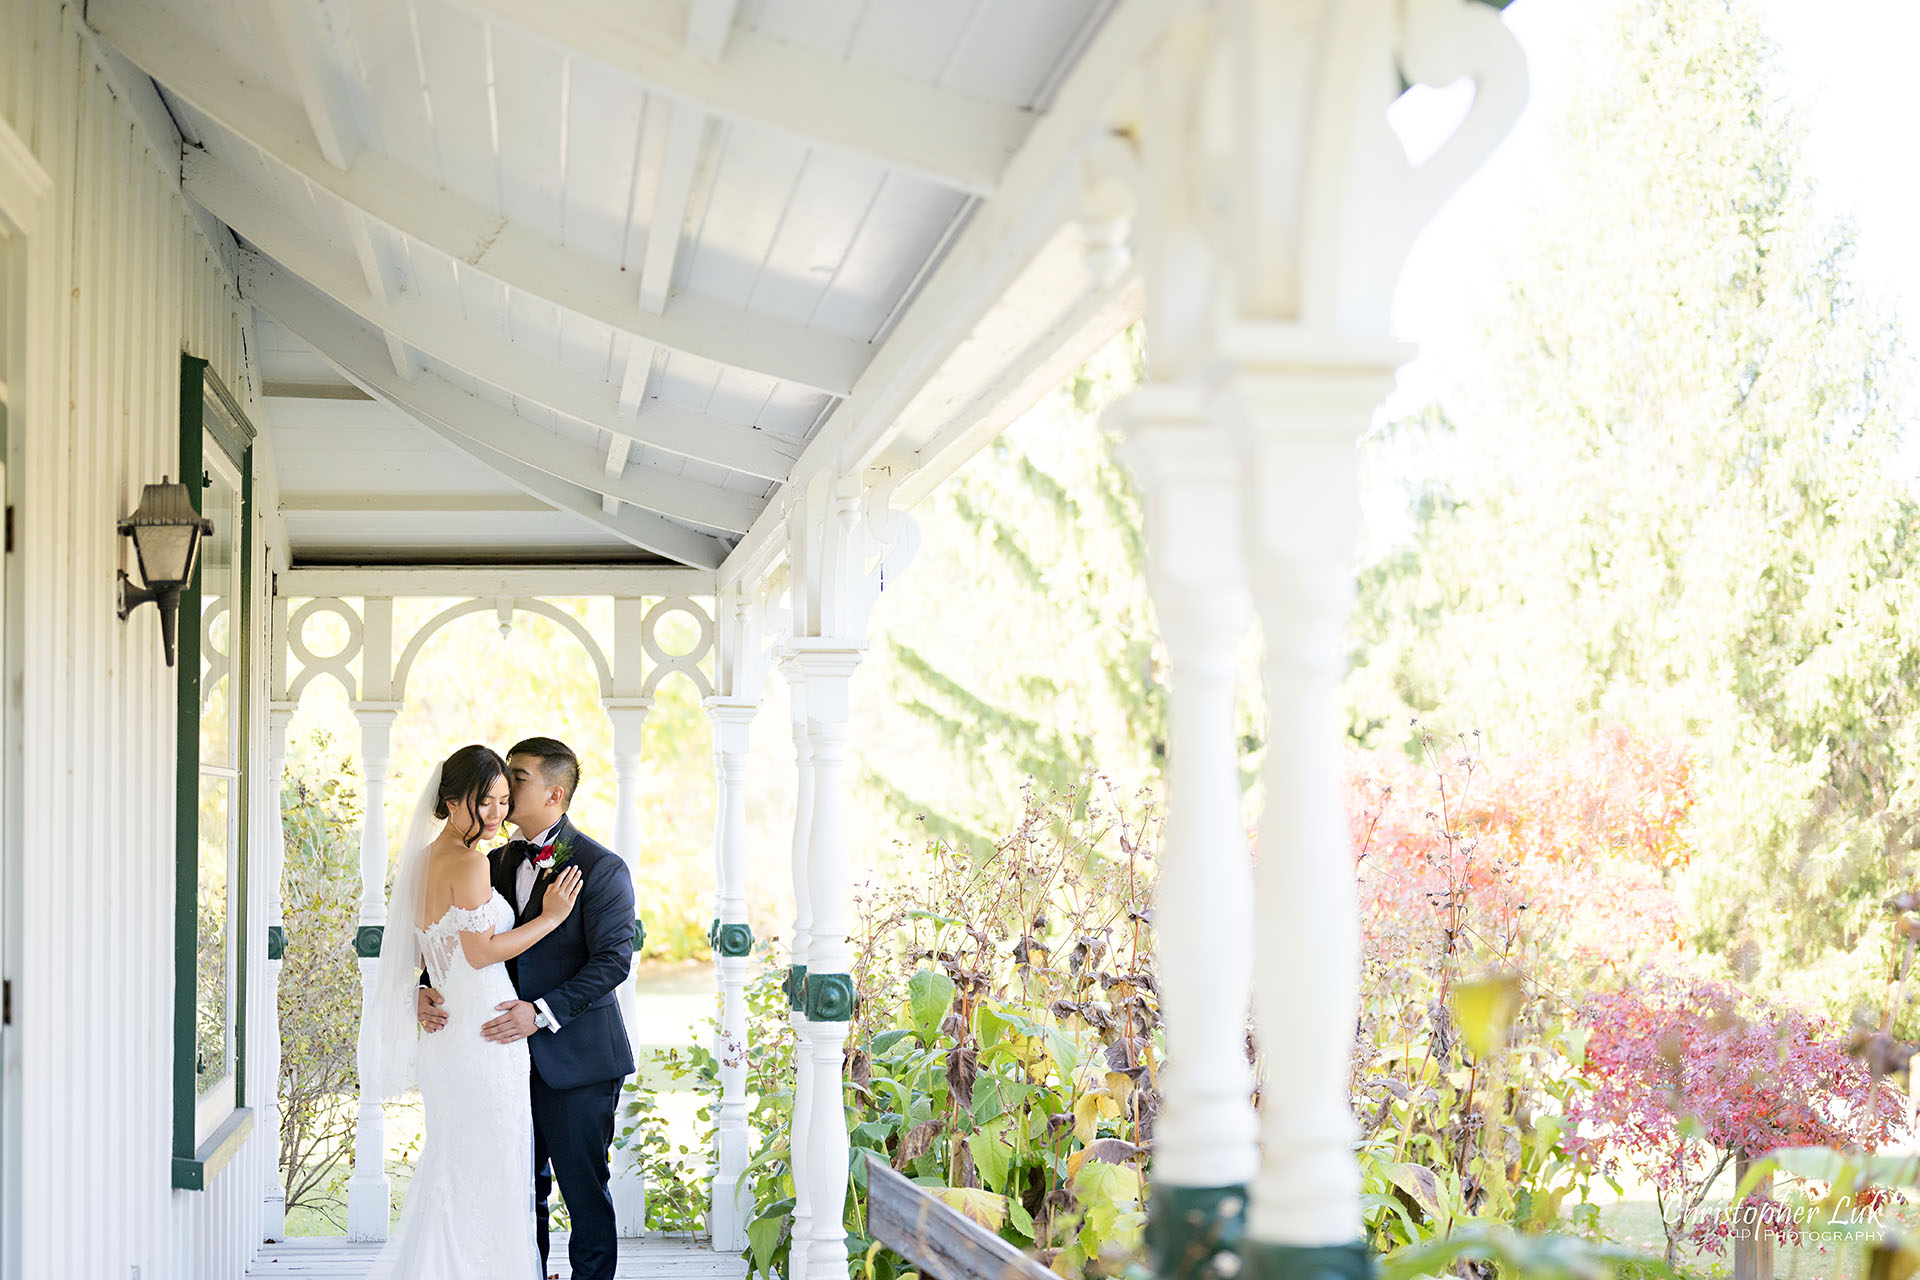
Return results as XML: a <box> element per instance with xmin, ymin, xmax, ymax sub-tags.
<box><xmin>434</xmin><ymin>744</ymin><xmax>509</xmax><ymax>845</ymax></box>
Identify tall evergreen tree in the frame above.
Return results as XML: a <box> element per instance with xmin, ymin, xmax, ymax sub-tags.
<box><xmin>1347</xmin><ymin>0</ymin><xmax>1920</xmax><ymax>1021</ymax></box>
<box><xmin>854</xmin><ymin>330</ymin><xmax>1178</xmax><ymax>854</ymax></box>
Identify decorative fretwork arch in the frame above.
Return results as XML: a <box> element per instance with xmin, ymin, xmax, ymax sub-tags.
<box><xmin>389</xmin><ymin>597</ymin><xmax>617</xmax><ymax>702</ymax></box>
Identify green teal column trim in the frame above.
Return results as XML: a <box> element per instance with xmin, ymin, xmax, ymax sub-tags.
<box><xmin>714</xmin><ymin>923</ymin><xmax>753</xmax><ymax>957</ymax></box>
<box><xmin>785</xmin><ymin>964</ymin><xmax>808</xmax><ymax>1011</ymax></box>
<box><xmin>1149</xmin><ymin>1185</ymin><xmax>1248</xmax><ymax>1280</ymax></box>
<box><xmin>1240</xmin><ymin>1239</ymin><xmax>1373</xmax><ymax>1280</ymax></box>
<box><xmin>802</xmin><ymin>971</ymin><xmax>854</xmax><ymax>1021</ymax></box>
<box><xmin>267</xmin><ymin>925</ymin><xmax>286</xmax><ymax>961</ymax></box>
<box><xmin>354</xmin><ymin>925</ymin><xmax>384</xmax><ymax>958</ymax></box>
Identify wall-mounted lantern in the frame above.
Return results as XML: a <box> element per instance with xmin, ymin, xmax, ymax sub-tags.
<box><xmin>117</xmin><ymin>476</ymin><xmax>213</xmax><ymax>667</ymax></box>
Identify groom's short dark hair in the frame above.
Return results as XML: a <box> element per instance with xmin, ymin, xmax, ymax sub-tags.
<box><xmin>508</xmin><ymin>736</ymin><xmax>580</xmax><ymax>808</ymax></box>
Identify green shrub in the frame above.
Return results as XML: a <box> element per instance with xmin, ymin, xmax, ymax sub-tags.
<box><xmin>275</xmin><ymin>738</ymin><xmax>366</xmax><ymax>1226</ymax></box>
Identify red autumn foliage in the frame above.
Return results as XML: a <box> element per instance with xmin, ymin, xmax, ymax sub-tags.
<box><xmin>1348</xmin><ymin>728</ymin><xmax>1693</xmax><ymax>969</ymax></box>
<box><xmin>1565</xmin><ymin>971</ymin><xmax>1905</xmax><ymax>1257</ymax></box>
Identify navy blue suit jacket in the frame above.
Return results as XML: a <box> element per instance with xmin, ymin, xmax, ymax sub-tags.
<box><xmin>491</xmin><ymin>815</ymin><xmax>638</xmax><ymax>1090</ymax></box>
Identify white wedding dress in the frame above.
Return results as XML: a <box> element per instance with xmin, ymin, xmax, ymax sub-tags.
<box><xmin>368</xmin><ymin>888</ymin><xmax>540</xmax><ymax>1280</ymax></box>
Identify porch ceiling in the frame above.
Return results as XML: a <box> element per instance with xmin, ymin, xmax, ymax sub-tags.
<box><xmin>89</xmin><ymin>0</ymin><xmax>1144</xmax><ymax>574</ymax></box>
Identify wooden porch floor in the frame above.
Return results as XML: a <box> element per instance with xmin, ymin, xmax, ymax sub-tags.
<box><xmin>247</xmin><ymin>1234</ymin><xmax>746</xmax><ymax>1279</ymax></box>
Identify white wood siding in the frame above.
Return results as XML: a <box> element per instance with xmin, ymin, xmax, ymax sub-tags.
<box><xmin>0</xmin><ymin>4</ymin><xmax>273</xmax><ymax>1278</ymax></box>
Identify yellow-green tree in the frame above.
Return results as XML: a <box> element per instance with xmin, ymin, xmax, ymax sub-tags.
<box><xmin>1347</xmin><ymin>0</ymin><xmax>1920</xmax><ymax>1022</ymax></box>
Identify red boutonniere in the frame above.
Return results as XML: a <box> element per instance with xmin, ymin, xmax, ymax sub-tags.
<box><xmin>532</xmin><ymin>835</ymin><xmax>574</xmax><ymax>876</ymax></box>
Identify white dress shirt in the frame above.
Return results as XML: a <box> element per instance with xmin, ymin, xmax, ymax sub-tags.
<box><xmin>515</xmin><ymin>819</ymin><xmax>565</xmax><ymax>1033</ymax></box>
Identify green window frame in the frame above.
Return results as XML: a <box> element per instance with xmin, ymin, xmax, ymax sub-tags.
<box><xmin>171</xmin><ymin>356</ymin><xmax>257</xmax><ymax>1191</ymax></box>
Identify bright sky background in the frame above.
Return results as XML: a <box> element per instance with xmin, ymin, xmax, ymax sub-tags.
<box><xmin>1388</xmin><ymin>0</ymin><xmax>1920</xmax><ymax>412</ymax></box>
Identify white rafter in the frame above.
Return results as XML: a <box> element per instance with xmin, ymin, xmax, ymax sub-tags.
<box><xmin>89</xmin><ymin>0</ymin><xmax>868</xmax><ymax>397</ymax></box>
<box><xmin>261</xmin><ymin>0</ymin><xmax>416</xmax><ymax>380</ymax></box>
<box><xmin>248</xmin><ymin>266</ymin><xmax>761</xmax><ymax>533</ymax></box>
<box><xmin>449</xmin><ymin>0</ymin><xmax>1025</xmax><ymax>195</ymax></box>
<box><xmin>193</xmin><ymin>158</ymin><xmax>799</xmax><ymax>481</ymax></box>
<box><xmin>246</xmin><ymin>266</ymin><xmax>735</xmax><ymax>568</ymax></box>
<box><xmin>608</xmin><ymin>0</ymin><xmax>723</xmax><ymax>514</ymax></box>
<box><xmin>683</xmin><ymin>0</ymin><xmax>739</xmax><ymax>61</ymax></box>
<box><xmin>641</xmin><ymin>106</ymin><xmax>707</xmax><ymax>317</ymax></box>
<box><xmin>719</xmin><ymin>0</ymin><xmax>1177</xmax><ymax>585</ymax></box>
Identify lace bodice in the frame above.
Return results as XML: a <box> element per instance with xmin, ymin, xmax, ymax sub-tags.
<box><xmin>416</xmin><ymin>890</ymin><xmax>517</xmax><ymax>997</ymax></box>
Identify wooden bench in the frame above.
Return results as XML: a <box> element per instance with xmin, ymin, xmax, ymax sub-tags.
<box><xmin>864</xmin><ymin>1154</ymin><xmax>1057</xmax><ymax>1280</ymax></box>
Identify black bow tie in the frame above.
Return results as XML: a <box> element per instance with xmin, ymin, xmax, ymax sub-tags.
<box><xmin>500</xmin><ymin>838</ymin><xmax>540</xmax><ymax>864</ymax></box>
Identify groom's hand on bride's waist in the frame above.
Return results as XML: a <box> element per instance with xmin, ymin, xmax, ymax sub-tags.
<box><xmin>482</xmin><ymin>1000</ymin><xmax>538</xmax><ymax>1044</ymax></box>
<box><xmin>416</xmin><ymin>986</ymin><xmax>447</xmax><ymax>1033</ymax></box>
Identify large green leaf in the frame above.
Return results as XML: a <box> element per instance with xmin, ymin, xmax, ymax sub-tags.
<box><xmin>908</xmin><ymin>968</ymin><xmax>957</xmax><ymax>1044</ymax></box>
<box><xmin>969</xmin><ymin>1118</ymin><xmax>1016</xmax><ymax>1192</ymax></box>
<box><xmin>1071</xmin><ymin>1158</ymin><xmax>1141</xmax><ymax>1208</ymax></box>
<box><xmin>746</xmin><ymin>1211</ymin><xmax>788</xmax><ymax>1278</ymax></box>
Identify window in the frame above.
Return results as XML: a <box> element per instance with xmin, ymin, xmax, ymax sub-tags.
<box><xmin>172</xmin><ymin>356</ymin><xmax>255</xmax><ymax>1190</ymax></box>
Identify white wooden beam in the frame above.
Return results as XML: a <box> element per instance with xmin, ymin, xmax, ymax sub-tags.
<box><xmin>683</xmin><ymin>0</ymin><xmax>739</xmax><ymax>62</ymax></box>
<box><xmin>449</xmin><ymin>0</ymin><xmax>1025</xmax><ymax>195</ymax></box>
<box><xmin>246</xmin><ymin>265</ymin><xmax>762</xmax><ymax>533</ymax></box>
<box><xmin>246</xmin><ymin>269</ymin><xmax>733</xmax><ymax>568</ymax></box>
<box><xmin>262</xmin><ymin>0</ymin><xmax>360</xmax><ymax>168</ymax></box>
<box><xmin>279</xmin><ymin>493</ymin><xmax>553</xmax><ymax>513</ymax></box>
<box><xmin>90</xmin><ymin>0</ymin><xmax>868</xmax><ymax>396</ymax></box>
<box><xmin>601</xmin><ymin>435</ymin><xmax>634</xmax><ymax>517</ymax></box>
<box><xmin>638</xmin><ymin>1</ymin><xmax>730</xmax><ymax>313</ymax></box>
<box><xmin>196</xmin><ymin>159</ymin><xmax>798</xmax><ymax>480</ymax></box>
<box><xmin>261</xmin><ymin>0</ymin><xmax>417</xmax><ymax>380</ymax></box>
<box><xmin>617</xmin><ymin>339</ymin><xmax>659</xmax><ymax>416</ymax></box>
<box><xmin>641</xmin><ymin>107</ymin><xmax>707</xmax><ymax>315</ymax></box>
<box><xmin>719</xmin><ymin>0</ymin><xmax>1178</xmax><ymax>586</ymax></box>
<box><xmin>278</xmin><ymin>565</ymin><xmax>715</xmax><ymax>598</ymax></box>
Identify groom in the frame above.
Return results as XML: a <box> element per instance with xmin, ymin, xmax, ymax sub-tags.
<box><xmin>416</xmin><ymin>736</ymin><xmax>637</xmax><ymax>1280</ymax></box>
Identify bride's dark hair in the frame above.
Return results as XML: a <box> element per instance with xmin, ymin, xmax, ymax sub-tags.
<box><xmin>434</xmin><ymin>744</ymin><xmax>509</xmax><ymax>845</ymax></box>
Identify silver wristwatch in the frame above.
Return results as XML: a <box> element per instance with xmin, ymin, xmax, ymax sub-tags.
<box><xmin>532</xmin><ymin>1006</ymin><xmax>551</xmax><ymax>1031</ymax></box>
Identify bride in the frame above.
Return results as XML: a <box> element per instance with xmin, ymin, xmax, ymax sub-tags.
<box><xmin>363</xmin><ymin>743</ymin><xmax>583</xmax><ymax>1277</ymax></box>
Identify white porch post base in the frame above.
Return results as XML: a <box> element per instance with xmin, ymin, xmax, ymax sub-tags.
<box><xmin>347</xmin><ymin>702</ymin><xmax>399</xmax><ymax>1241</ymax></box>
<box><xmin>790</xmin><ymin>642</ymin><xmax>861</xmax><ymax>1279</ymax></box>
<box><xmin>1113</xmin><ymin>389</ymin><xmax>1260</xmax><ymax>1277</ymax></box>
<box><xmin>779</xmin><ymin>650</ymin><xmax>817</xmax><ymax>1280</ymax></box>
<box><xmin>707</xmin><ymin>699</ymin><xmax>759</xmax><ymax>1250</ymax></box>
<box><xmin>787</xmin><ymin>1009</ymin><xmax>815</xmax><ymax>1280</ymax></box>
<box><xmin>345</xmin><ymin>971</ymin><xmax>393</xmax><ymax>1241</ymax></box>
<box><xmin>606</xmin><ymin>697</ymin><xmax>653</xmax><ymax>1236</ymax></box>
<box><xmin>1231</xmin><ymin>351</ymin><xmax>1400</xmax><ymax>1251</ymax></box>
<box><xmin>802</xmin><ymin>1018</ymin><xmax>852</xmax><ymax>1277</ymax></box>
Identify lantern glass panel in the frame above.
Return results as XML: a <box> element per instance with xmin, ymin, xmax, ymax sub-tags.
<box><xmin>131</xmin><ymin>520</ymin><xmax>196</xmax><ymax>586</ymax></box>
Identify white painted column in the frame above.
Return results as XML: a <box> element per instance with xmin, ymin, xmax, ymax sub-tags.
<box><xmin>788</xmin><ymin>641</ymin><xmax>863</xmax><ymax>1280</ymax></box>
<box><xmin>1112</xmin><ymin>388</ymin><xmax>1259</xmax><ymax>1273</ymax></box>
<box><xmin>605</xmin><ymin>696</ymin><xmax>653</xmax><ymax>1235</ymax></box>
<box><xmin>346</xmin><ymin>700</ymin><xmax>400</xmax><ymax>1241</ymax></box>
<box><xmin>779</xmin><ymin>651</ymin><xmax>816</xmax><ymax>1280</ymax></box>
<box><xmin>262</xmin><ymin>701</ymin><xmax>295</xmax><ymax>1239</ymax></box>
<box><xmin>706</xmin><ymin>698</ymin><xmax>760</xmax><ymax>1251</ymax></box>
<box><xmin>1230</xmin><ymin>350</ymin><xmax>1401</xmax><ymax>1252</ymax></box>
